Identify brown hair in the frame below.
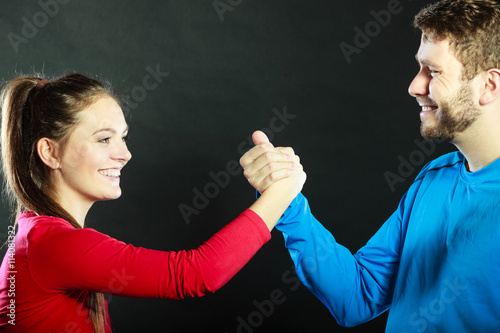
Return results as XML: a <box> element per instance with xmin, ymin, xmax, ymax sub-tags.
<box><xmin>414</xmin><ymin>0</ymin><xmax>500</xmax><ymax>80</ymax></box>
<box><xmin>0</xmin><ymin>72</ymin><xmax>118</xmax><ymax>333</ymax></box>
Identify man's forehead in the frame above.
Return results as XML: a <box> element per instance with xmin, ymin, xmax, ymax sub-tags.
<box><xmin>415</xmin><ymin>51</ymin><xmax>441</xmax><ymax>67</ymax></box>
<box><xmin>415</xmin><ymin>37</ymin><xmax>453</xmax><ymax>64</ymax></box>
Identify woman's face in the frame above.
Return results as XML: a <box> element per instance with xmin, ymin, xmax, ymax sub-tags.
<box><xmin>54</xmin><ymin>96</ymin><xmax>132</xmax><ymax>209</ymax></box>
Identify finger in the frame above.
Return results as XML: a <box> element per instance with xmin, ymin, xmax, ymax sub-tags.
<box><xmin>249</xmin><ymin>161</ymin><xmax>296</xmax><ymax>192</ymax></box>
<box><xmin>252</xmin><ymin>130</ymin><xmax>270</xmax><ymax>146</ymax></box>
<box><xmin>243</xmin><ymin>149</ymin><xmax>294</xmax><ymax>180</ymax></box>
<box><xmin>244</xmin><ymin>158</ymin><xmax>295</xmax><ymax>185</ymax></box>
<box><xmin>258</xmin><ymin>168</ymin><xmax>294</xmax><ymax>192</ymax></box>
<box><xmin>276</xmin><ymin>146</ymin><xmax>295</xmax><ymax>157</ymax></box>
<box><xmin>239</xmin><ymin>143</ymin><xmax>276</xmax><ymax>168</ymax></box>
<box><xmin>259</xmin><ymin>155</ymin><xmax>304</xmax><ymax>192</ymax></box>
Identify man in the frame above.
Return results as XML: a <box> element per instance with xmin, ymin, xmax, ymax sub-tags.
<box><xmin>241</xmin><ymin>0</ymin><xmax>500</xmax><ymax>331</ymax></box>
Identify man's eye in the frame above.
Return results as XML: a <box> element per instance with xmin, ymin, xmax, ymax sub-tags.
<box><xmin>429</xmin><ymin>69</ymin><xmax>442</xmax><ymax>77</ymax></box>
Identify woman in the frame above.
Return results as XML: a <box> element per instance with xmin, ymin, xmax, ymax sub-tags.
<box><xmin>0</xmin><ymin>73</ymin><xmax>306</xmax><ymax>332</ymax></box>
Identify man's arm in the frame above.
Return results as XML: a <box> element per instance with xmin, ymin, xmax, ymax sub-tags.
<box><xmin>240</xmin><ymin>130</ymin><xmax>404</xmax><ymax>326</ymax></box>
<box><xmin>275</xmin><ymin>193</ymin><xmax>403</xmax><ymax>326</ymax></box>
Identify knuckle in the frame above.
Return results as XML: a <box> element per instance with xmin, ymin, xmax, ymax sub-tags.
<box><xmin>282</xmin><ymin>147</ymin><xmax>294</xmax><ymax>155</ymax></box>
<box><xmin>279</xmin><ymin>147</ymin><xmax>295</xmax><ymax>158</ymax></box>
<box><xmin>268</xmin><ymin>172</ymin><xmax>277</xmax><ymax>182</ymax></box>
<box><xmin>263</xmin><ymin>142</ymin><xmax>275</xmax><ymax>150</ymax></box>
<box><xmin>264</xmin><ymin>151</ymin><xmax>275</xmax><ymax>161</ymax></box>
<box><xmin>267</xmin><ymin>162</ymin><xmax>278</xmax><ymax>171</ymax></box>
<box><xmin>259</xmin><ymin>143</ymin><xmax>273</xmax><ymax>153</ymax></box>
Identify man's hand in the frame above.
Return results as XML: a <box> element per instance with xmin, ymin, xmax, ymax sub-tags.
<box><xmin>240</xmin><ymin>131</ymin><xmax>305</xmax><ymax>194</ymax></box>
<box><xmin>241</xmin><ymin>130</ymin><xmax>306</xmax><ymax>231</ymax></box>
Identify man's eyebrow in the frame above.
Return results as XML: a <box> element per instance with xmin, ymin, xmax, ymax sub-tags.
<box><xmin>92</xmin><ymin>126</ymin><xmax>129</xmax><ymax>136</ymax></box>
<box><xmin>415</xmin><ymin>54</ymin><xmax>439</xmax><ymax>68</ymax></box>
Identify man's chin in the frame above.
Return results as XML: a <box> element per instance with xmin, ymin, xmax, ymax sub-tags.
<box><xmin>420</xmin><ymin>125</ymin><xmax>453</xmax><ymax>143</ymax></box>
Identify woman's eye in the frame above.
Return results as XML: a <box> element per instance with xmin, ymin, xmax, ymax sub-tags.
<box><xmin>99</xmin><ymin>138</ymin><xmax>110</xmax><ymax>143</ymax></box>
<box><xmin>122</xmin><ymin>135</ymin><xmax>128</xmax><ymax>143</ymax></box>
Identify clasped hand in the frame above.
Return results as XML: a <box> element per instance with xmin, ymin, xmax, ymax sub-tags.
<box><xmin>240</xmin><ymin>130</ymin><xmax>306</xmax><ymax>197</ymax></box>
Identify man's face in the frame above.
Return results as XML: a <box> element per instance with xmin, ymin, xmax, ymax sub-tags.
<box><xmin>409</xmin><ymin>37</ymin><xmax>481</xmax><ymax>143</ymax></box>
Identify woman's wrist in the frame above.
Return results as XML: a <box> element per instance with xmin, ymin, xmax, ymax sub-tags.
<box><xmin>248</xmin><ymin>184</ymin><xmax>297</xmax><ymax>231</ymax></box>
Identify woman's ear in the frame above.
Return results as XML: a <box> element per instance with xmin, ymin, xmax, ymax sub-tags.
<box><xmin>479</xmin><ymin>68</ymin><xmax>500</xmax><ymax>106</ymax></box>
<box><xmin>37</xmin><ymin>138</ymin><xmax>61</xmax><ymax>169</ymax></box>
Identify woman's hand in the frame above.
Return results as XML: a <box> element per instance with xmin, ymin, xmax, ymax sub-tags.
<box><xmin>241</xmin><ymin>131</ymin><xmax>307</xmax><ymax>231</ymax></box>
<box><xmin>240</xmin><ymin>131</ymin><xmax>305</xmax><ymax>195</ymax></box>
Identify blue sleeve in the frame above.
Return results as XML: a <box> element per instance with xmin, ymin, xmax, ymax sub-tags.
<box><xmin>275</xmin><ymin>193</ymin><xmax>405</xmax><ymax>327</ymax></box>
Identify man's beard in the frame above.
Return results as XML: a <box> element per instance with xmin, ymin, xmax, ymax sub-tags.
<box><xmin>421</xmin><ymin>83</ymin><xmax>481</xmax><ymax>143</ymax></box>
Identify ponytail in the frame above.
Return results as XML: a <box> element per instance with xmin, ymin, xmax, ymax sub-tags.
<box><xmin>1</xmin><ymin>73</ymin><xmax>117</xmax><ymax>333</ymax></box>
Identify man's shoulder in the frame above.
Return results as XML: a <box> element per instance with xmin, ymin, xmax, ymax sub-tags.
<box><xmin>427</xmin><ymin>151</ymin><xmax>463</xmax><ymax>169</ymax></box>
<box><xmin>416</xmin><ymin>151</ymin><xmax>463</xmax><ymax>180</ymax></box>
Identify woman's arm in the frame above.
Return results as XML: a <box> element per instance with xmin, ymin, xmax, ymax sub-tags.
<box><xmin>28</xmin><ymin>210</ymin><xmax>269</xmax><ymax>299</ymax></box>
<box><xmin>27</xmin><ymin>132</ymin><xmax>305</xmax><ymax>299</ymax></box>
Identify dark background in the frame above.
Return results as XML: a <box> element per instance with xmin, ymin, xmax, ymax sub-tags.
<box><xmin>0</xmin><ymin>1</ymin><xmax>455</xmax><ymax>332</ymax></box>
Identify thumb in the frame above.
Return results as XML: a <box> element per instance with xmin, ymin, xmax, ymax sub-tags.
<box><xmin>252</xmin><ymin>130</ymin><xmax>271</xmax><ymax>146</ymax></box>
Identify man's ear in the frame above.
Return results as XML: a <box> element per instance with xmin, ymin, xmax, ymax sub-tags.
<box><xmin>479</xmin><ymin>68</ymin><xmax>500</xmax><ymax>106</ymax></box>
<box><xmin>36</xmin><ymin>138</ymin><xmax>60</xmax><ymax>170</ymax></box>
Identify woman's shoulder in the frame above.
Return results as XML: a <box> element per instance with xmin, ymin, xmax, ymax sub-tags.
<box><xmin>19</xmin><ymin>212</ymin><xmax>114</xmax><ymax>259</ymax></box>
<box><xmin>18</xmin><ymin>212</ymin><xmax>104</xmax><ymax>248</ymax></box>
<box><xmin>19</xmin><ymin>211</ymin><xmax>73</xmax><ymax>226</ymax></box>
<box><xmin>18</xmin><ymin>211</ymin><xmax>74</xmax><ymax>238</ymax></box>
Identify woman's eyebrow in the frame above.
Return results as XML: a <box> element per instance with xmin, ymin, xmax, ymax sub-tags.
<box><xmin>92</xmin><ymin>126</ymin><xmax>129</xmax><ymax>136</ymax></box>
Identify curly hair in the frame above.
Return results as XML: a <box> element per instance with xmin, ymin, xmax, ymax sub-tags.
<box><xmin>414</xmin><ymin>0</ymin><xmax>500</xmax><ymax>80</ymax></box>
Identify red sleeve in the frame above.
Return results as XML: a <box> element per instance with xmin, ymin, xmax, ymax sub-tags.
<box><xmin>27</xmin><ymin>209</ymin><xmax>270</xmax><ymax>299</ymax></box>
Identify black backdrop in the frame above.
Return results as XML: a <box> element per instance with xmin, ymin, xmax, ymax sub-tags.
<box><xmin>0</xmin><ymin>1</ymin><xmax>455</xmax><ymax>332</ymax></box>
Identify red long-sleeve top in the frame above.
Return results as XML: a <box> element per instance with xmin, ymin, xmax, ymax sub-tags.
<box><xmin>0</xmin><ymin>209</ymin><xmax>270</xmax><ymax>332</ymax></box>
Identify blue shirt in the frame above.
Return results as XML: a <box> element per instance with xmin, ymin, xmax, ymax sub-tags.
<box><xmin>275</xmin><ymin>152</ymin><xmax>500</xmax><ymax>332</ymax></box>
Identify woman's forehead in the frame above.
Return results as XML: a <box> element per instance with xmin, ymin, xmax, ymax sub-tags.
<box><xmin>77</xmin><ymin>96</ymin><xmax>128</xmax><ymax>132</ymax></box>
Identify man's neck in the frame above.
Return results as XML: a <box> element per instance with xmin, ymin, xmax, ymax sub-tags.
<box><xmin>454</xmin><ymin>121</ymin><xmax>500</xmax><ymax>172</ymax></box>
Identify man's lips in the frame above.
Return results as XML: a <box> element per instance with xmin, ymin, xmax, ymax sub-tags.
<box><xmin>421</xmin><ymin>105</ymin><xmax>438</xmax><ymax>112</ymax></box>
<box><xmin>417</xmin><ymin>98</ymin><xmax>438</xmax><ymax>112</ymax></box>
<box><xmin>419</xmin><ymin>104</ymin><xmax>439</xmax><ymax>122</ymax></box>
<box><xmin>419</xmin><ymin>102</ymin><xmax>439</xmax><ymax>117</ymax></box>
